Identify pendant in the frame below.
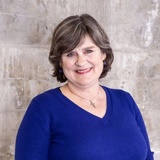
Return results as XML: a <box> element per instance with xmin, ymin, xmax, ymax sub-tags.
<box><xmin>90</xmin><ymin>100</ymin><xmax>96</xmax><ymax>108</ymax></box>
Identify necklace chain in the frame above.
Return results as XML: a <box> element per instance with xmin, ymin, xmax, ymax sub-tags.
<box><xmin>67</xmin><ymin>85</ymin><xmax>100</xmax><ymax>108</ymax></box>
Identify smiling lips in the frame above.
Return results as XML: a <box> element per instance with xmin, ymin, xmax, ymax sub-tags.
<box><xmin>76</xmin><ymin>68</ymin><xmax>92</xmax><ymax>74</ymax></box>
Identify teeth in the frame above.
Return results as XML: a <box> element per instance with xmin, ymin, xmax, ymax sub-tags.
<box><xmin>77</xmin><ymin>68</ymin><xmax>90</xmax><ymax>73</ymax></box>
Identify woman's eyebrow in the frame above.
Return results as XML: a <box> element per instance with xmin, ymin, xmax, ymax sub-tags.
<box><xmin>83</xmin><ymin>46</ymin><xmax>96</xmax><ymax>50</ymax></box>
<box><xmin>69</xmin><ymin>46</ymin><xmax>97</xmax><ymax>53</ymax></box>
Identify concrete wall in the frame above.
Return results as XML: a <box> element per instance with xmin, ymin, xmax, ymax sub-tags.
<box><xmin>0</xmin><ymin>0</ymin><xmax>159</xmax><ymax>159</ymax></box>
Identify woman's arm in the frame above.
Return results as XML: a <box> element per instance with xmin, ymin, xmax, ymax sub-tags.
<box><xmin>15</xmin><ymin>98</ymin><xmax>50</xmax><ymax>160</ymax></box>
<box><xmin>128</xmin><ymin>93</ymin><xmax>154</xmax><ymax>160</ymax></box>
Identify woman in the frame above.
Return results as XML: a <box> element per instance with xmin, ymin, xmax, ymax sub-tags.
<box><xmin>15</xmin><ymin>14</ymin><xmax>154</xmax><ymax>160</ymax></box>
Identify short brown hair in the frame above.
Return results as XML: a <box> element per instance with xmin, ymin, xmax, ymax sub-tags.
<box><xmin>49</xmin><ymin>14</ymin><xmax>114</xmax><ymax>82</ymax></box>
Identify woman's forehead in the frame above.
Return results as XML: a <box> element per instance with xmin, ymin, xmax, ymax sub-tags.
<box><xmin>73</xmin><ymin>34</ymin><xmax>97</xmax><ymax>50</ymax></box>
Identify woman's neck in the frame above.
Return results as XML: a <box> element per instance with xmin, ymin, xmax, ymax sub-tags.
<box><xmin>66</xmin><ymin>83</ymin><xmax>100</xmax><ymax>101</ymax></box>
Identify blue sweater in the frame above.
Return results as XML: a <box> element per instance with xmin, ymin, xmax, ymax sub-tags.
<box><xmin>15</xmin><ymin>86</ymin><xmax>154</xmax><ymax>160</ymax></box>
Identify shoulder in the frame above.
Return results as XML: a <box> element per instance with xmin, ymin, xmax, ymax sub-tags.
<box><xmin>26</xmin><ymin>87</ymin><xmax>61</xmax><ymax>113</ymax></box>
<box><xmin>32</xmin><ymin>87</ymin><xmax>61</xmax><ymax>104</ymax></box>
<box><xmin>102</xmin><ymin>85</ymin><xmax>132</xmax><ymax>99</ymax></box>
<box><xmin>101</xmin><ymin>86</ymin><xmax>137</xmax><ymax>111</ymax></box>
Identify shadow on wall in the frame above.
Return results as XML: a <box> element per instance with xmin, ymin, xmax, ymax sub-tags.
<box><xmin>154</xmin><ymin>152</ymin><xmax>160</xmax><ymax>160</ymax></box>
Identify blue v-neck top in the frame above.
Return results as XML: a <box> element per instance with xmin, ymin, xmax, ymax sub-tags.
<box><xmin>15</xmin><ymin>86</ymin><xmax>154</xmax><ymax>160</ymax></box>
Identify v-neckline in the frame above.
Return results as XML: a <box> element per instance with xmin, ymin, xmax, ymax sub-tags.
<box><xmin>57</xmin><ymin>86</ymin><xmax>112</xmax><ymax>124</ymax></box>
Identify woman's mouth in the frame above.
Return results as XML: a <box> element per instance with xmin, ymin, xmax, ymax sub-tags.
<box><xmin>76</xmin><ymin>68</ymin><xmax>92</xmax><ymax>74</ymax></box>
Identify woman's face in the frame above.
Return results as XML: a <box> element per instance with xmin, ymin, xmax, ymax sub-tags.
<box><xmin>61</xmin><ymin>34</ymin><xmax>106</xmax><ymax>88</ymax></box>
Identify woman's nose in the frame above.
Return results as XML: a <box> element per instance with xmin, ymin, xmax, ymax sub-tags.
<box><xmin>75</xmin><ymin>54</ymin><xmax>87</xmax><ymax>66</ymax></box>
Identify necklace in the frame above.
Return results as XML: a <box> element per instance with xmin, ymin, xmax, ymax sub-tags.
<box><xmin>67</xmin><ymin>85</ymin><xmax>100</xmax><ymax>108</ymax></box>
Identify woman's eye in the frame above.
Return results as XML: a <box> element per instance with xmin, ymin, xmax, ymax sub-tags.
<box><xmin>86</xmin><ymin>50</ymin><xmax>93</xmax><ymax>54</ymax></box>
<box><xmin>66</xmin><ymin>52</ymin><xmax>75</xmax><ymax>57</ymax></box>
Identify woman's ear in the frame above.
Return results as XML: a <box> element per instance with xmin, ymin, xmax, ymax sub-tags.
<box><xmin>103</xmin><ymin>52</ymin><xmax>107</xmax><ymax>60</ymax></box>
<box><xmin>59</xmin><ymin>59</ymin><xmax>62</xmax><ymax>67</ymax></box>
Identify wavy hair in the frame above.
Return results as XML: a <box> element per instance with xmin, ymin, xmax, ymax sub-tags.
<box><xmin>49</xmin><ymin>14</ymin><xmax>114</xmax><ymax>82</ymax></box>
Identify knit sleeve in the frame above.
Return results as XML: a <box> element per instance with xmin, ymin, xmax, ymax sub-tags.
<box><xmin>126</xmin><ymin>93</ymin><xmax>154</xmax><ymax>160</ymax></box>
<box><xmin>15</xmin><ymin>97</ymin><xmax>51</xmax><ymax>160</ymax></box>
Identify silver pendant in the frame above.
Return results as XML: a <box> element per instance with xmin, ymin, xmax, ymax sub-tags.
<box><xmin>90</xmin><ymin>100</ymin><xmax>96</xmax><ymax>108</ymax></box>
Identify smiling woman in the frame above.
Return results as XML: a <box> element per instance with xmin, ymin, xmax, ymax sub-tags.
<box><xmin>15</xmin><ymin>14</ymin><xmax>154</xmax><ymax>160</ymax></box>
<box><xmin>61</xmin><ymin>34</ymin><xmax>106</xmax><ymax>89</ymax></box>
<box><xmin>49</xmin><ymin>14</ymin><xmax>113</xmax><ymax>83</ymax></box>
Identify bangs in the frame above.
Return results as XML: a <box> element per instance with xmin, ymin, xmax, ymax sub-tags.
<box><xmin>59</xmin><ymin>23</ymin><xmax>87</xmax><ymax>54</ymax></box>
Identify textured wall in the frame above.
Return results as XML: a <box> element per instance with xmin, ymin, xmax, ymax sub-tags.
<box><xmin>0</xmin><ymin>0</ymin><xmax>160</xmax><ymax>159</ymax></box>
